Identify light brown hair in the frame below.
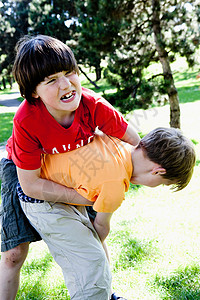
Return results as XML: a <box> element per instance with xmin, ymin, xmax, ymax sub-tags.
<box><xmin>139</xmin><ymin>127</ymin><xmax>196</xmax><ymax>190</ymax></box>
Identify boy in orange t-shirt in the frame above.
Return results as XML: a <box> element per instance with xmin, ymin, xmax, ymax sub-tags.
<box><xmin>18</xmin><ymin>127</ymin><xmax>195</xmax><ymax>245</ymax></box>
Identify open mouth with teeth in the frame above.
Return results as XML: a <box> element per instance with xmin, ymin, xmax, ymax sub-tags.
<box><xmin>60</xmin><ymin>90</ymin><xmax>76</xmax><ymax>102</ymax></box>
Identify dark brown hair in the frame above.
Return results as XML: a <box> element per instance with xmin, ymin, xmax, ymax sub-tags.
<box><xmin>12</xmin><ymin>35</ymin><xmax>79</xmax><ymax>104</ymax></box>
<box><xmin>139</xmin><ymin>127</ymin><xmax>196</xmax><ymax>191</ymax></box>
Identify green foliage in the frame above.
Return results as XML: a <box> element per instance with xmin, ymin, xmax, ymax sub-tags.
<box><xmin>104</xmin><ymin>0</ymin><xmax>199</xmax><ymax>112</ymax></box>
<box><xmin>0</xmin><ymin>0</ymin><xmax>31</xmax><ymax>74</ymax></box>
<box><xmin>29</xmin><ymin>0</ymin><xmax>76</xmax><ymax>42</ymax></box>
<box><xmin>0</xmin><ymin>0</ymin><xmax>200</xmax><ymax>118</ymax></box>
<box><xmin>72</xmin><ymin>0</ymin><xmax>124</xmax><ymax>80</ymax></box>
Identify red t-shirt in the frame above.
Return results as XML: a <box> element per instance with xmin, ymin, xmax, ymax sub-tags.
<box><xmin>7</xmin><ymin>87</ymin><xmax>128</xmax><ymax>170</ymax></box>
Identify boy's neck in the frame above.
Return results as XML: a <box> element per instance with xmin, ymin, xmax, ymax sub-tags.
<box><xmin>47</xmin><ymin>107</ymin><xmax>75</xmax><ymax>128</ymax></box>
<box><xmin>130</xmin><ymin>146</ymin><xmax>143</xmax><ymax>179</ymax></box>
<box><xmin>130</xmin><ymin>146</ymin><xmax>136</xmax><ymax>178</ymax></box>
<box><xmin>56</xmin><ymin>111</ymin><xmax>75</xmax><ymax>128</ymax></box>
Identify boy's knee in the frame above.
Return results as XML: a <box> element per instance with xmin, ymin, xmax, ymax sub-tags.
<box><xmin>1</xmin><ymin>242</ymin><xmax>29</xmax><ymax>269</ymax></box>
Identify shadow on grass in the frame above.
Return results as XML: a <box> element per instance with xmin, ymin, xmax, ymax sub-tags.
<box><xmin>177</xmin><ymin>85</ymin><xmax>200</xmax><ymax>104</ymax></box>
<box><xmin>17</xmin><ymin>252</ymin><xmax>70</xmax><ymax>299</ymax></box>
<box><xmin>155</xmin><ymin>264</ymin><xmax>200</xmax><ymax>300</ymax></box>
<box><xmin>174</xmin><ymin>71</ymin><xmax>199</xmax><ymax>82</ymax></box>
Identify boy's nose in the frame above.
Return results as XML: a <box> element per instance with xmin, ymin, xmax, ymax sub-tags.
<box><xmin>59</xmin><ymin>76</ymin><xmax>71</xmax><ymax>89</ymax></box>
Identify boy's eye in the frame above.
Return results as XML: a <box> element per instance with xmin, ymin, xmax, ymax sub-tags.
<box><xmin>65</xmin><ymin>71</ymin><xmax>74</xmax><ymax>76</ymax></box>
<box><xmin>47</xmin><ymin>78</ymin><xmax>56</xmax><ymax>84</ymax></box>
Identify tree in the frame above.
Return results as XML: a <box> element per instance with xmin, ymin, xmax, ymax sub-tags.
<box><xmin>105</xmin><ymin>0</ymin><xmax>199</xmax><ymax>128</ymax></box>
<box><xmin>0</xmin><ymin>0</ymin><xmax>31</xmax><ymax>77</ymax></box>
<box><xmin>73</xmin><ymin>0</ymin><xmax>123</xmax><ymax>81</ymax></box>
<box><xmin>29</xmin><ymin>0</ymin><xmax>101</xmax><ymax>85</ymax></box>
<box><xmin>152</xmin><ymin>0</ymin><xmax>180</xmax><ymax>127</ymax></box>
<box><xmin>0</xmin><ymin>0</ymin><xmax>78</xmax><ymax>85</ymax></box>
<box><xmin>29</xmin><ymin>0</ymin><xmax>76</xmax><ymax>42</ymax></box>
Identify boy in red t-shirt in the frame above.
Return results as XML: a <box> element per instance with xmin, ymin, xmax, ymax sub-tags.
<box><xmin>0</xmin><ymin>35</ymin><xmax>140</xmax><ymax>300</ymax></box>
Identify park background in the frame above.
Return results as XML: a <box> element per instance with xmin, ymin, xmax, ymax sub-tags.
<box><xmin>0</xmin><ymin>1</ymin><xmax>200</xmax><ymax>299</ymax></box>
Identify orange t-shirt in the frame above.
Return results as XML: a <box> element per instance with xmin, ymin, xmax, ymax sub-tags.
<box><xmin>40</xmin><ymin>134</ymin><xmax>133</xmax><ymax>213</ymax></box>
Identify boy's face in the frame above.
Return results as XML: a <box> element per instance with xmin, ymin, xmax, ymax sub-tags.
<box><xmin>32</xmin><ymin>70</ymin><xmax>82</xmax><ymax>118</ymax></box>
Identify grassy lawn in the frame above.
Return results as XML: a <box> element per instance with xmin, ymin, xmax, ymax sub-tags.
<box><xmin>0</xmin><ymin>112</ymin><xmax>15</xmax><ymax>144</ymax></box>
<box><xmin>109</xmin><ymin>161</ymin><xmax>200</xmax><ymax>299</ymax></box>
<box><xmin>0</xmin><ymin>59</ymin><xmax>200</xmax><ymax>299</ymax></box>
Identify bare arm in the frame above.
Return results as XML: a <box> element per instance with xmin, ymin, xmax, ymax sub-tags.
<box><xmin>121</xmin><ymin>123</ymin><xmax>140</xmax><ymax>146</ymax></box>
<box><xmin>93</xmin><ymin>212</ymin><xmax>113</xmax><ymax>242</ymax></box>
<box><xmin>17</xmin><ymin>167</ymin><xmax>93</xmax><ymax>205</ymax></box>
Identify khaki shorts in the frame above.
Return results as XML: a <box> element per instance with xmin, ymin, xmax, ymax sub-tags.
<box><xmin>20</xmin><ymin>200</ymin><xmax>112</xmax><ymax>300</ymax></box>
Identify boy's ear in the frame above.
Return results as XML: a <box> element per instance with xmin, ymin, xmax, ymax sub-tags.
<box><xmin>151</xmin><ymin>167</ymin><xmax>166</xmax><ymax>175</ymax></box>
<box><xmin>32</xmin><ymin>92</ymin><xmax>39</xmax><ymax>98</ymax></box>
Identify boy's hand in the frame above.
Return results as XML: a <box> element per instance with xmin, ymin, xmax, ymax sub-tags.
<box><xmin>93</xmin><ymin>212</ymin><xmax>112</xmax><ymax>242</ymax></box>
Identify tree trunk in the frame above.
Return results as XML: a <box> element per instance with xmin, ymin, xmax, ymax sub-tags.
<box><xmin>152</xmin><ymin>0</ymin><xmax>180</xmax><ymax>128</ymax></box>
<box><xmin>95</xmin><ymin>65</ymin><xmax>102</xmax><ymax>81</ymax></box>
<box><xmin>2</xmin><ymin>77</ymin><xmax>6</xmax><ymax>90</ymax></box>
<box><xmin>79</xmin><ymin>66</ymin><xmax>100</xmax><ymax>89</ymax></box>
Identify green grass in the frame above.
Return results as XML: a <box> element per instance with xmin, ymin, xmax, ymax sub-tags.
<box><xmin>16</xmin><ymin>244</ymin><xmax>70</xmax><ymax>299</ymax></box>
<box><xmin>0</xmin><ymin>112</ymin><xmax>15</xmax><ymax>144</ymax></box>
<box><xmin>0</xmin><ymin>82</ymin><xmax>19</xmax><ymax>95</ymax></box>
<box><xmin>154</xmin><ymin>264</ymin><xmax>200</xmax><ymax>299</ymax></box>
<box><xmin>0</xmin><ymin>58</ymin><xmax>200</xmax><ymax>299</ymax></box>
<box><xmin>174</xmin><ymin>69</ymin><xmax>200</xmax><ymax>104</ymax></box>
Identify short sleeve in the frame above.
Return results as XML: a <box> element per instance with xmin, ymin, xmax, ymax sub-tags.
<box><xmin>93</xmin><ymin>180</ymin><xmax>128</xmax><ymax>213</ymax></box>
<box><xmin>12</xmin><ymin>119</ymin><xmax>42</xmax><ymax>170</ymax></box>
<box><xmin>94</xmin><ymin>99</ymin><xmax>128</xmax><ymax>139</ymax></box>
